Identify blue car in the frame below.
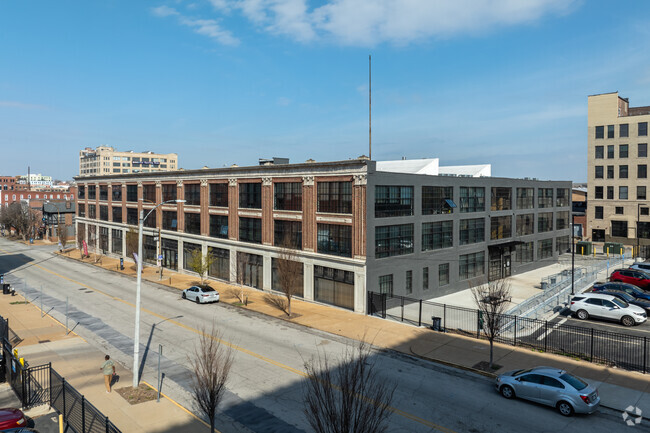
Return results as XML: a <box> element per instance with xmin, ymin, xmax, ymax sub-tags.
<box><xmin>592</xmin><ymin>282</ymin><xmax>650</xmax><ymax>301</ymax></box>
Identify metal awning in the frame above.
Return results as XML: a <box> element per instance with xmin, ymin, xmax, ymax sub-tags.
<box><xmin>488</xmin><ymin>240</ymin><xmax>524</xmax><ymax>250</ymax></box>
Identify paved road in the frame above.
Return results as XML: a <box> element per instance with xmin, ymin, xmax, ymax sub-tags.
<box><xmin>0</xmin><ymin>239</ymin><xmax>642</xmax><ymax>433</ymax></box>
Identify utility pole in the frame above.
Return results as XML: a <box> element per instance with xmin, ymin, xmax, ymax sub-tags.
<box><xmin>369</xmin><ymin>55</ymin><xmax>372</xmax><ymax>160</ymax></box>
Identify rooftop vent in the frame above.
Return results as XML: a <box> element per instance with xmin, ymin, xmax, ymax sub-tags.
<box><xmin>305</xmin><ymin>159</ymin><xmax>316</xmax><ymax>163</ymax></box>
<box><xmin>259</xmin><ymin>157</ymin><xmax>290</xmax><ymax>166</ymax></box>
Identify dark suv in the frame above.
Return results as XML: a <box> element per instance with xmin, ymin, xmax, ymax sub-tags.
<box><xmin>609</xmin><ymin>269</ymin><xmax>650</xmax><ymax>290</ymax></box>
<box><xmin>592</xmin><ymin>282</ymin><xmax>650</xmax><ymax>301</ymax></box>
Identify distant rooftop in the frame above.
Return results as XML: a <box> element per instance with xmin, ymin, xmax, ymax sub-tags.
<box><xmin>376</xmin><ymin>158</ymin><xmax>491</xmax><ymax>177</ymax></box>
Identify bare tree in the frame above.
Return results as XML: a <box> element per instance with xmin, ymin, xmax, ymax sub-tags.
<box><xmin>235</xmin><ymin>252</ymin><xmax>248</xmax><ymax>304</ymax></box>
<box><xmin>303</xmin><ymin>341</ymin><xmax>396</xmax><ymax>433</ymax></box>
<box><xmin>77</xmin><ymin>224</ymin><xmax>85</xmax><ymax>256</ymax></box>
<box><xmin>125</xmin><ymin>227</ymin><xmax>138</xmax><ymax>258</ymax></box>
<box><xmin>188</xmin><ymin>324</ymin><xmax>234</xmax><ymax>433</ymax></box>
<box><xmin>472</xmin><ymin>278</ymin><xmax>512</xmax><ymax>369</ymax></box>
<box><xmin>58</xmin><ymin>221</ymin><xmax>68</xmax><ymax>252</ymax></box>
<box><xmin>0</xmin><ymin>202</ymin><xmax>39</xmax><ymax>240</ymax></box>
<box><xmin>187</xmin><ymin>247</ymin><xmax>215</xmax><ymax>287</ymax></box>
<box><xmin>274</xmin><ymin>234</ymin><xmax>303</xmax><ymax>317</ymax></box>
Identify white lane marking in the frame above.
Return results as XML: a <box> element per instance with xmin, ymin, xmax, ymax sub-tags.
<box><xmin>536</xmin><ymin>318</ymin><xmax>568</xmax><ymax>341</ymax></box>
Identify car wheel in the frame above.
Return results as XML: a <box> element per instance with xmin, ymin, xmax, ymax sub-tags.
<box><xmin>500</xmin><ymin>385</ymin><xmax>515</xmax><ymax>399</ymax></box>
<box><xmin>557</xmin><ymin>400</ymin><xmax>574</xmax><ymax>417</ymax></box>
<box><xmin>182</xmin><ymin>292</ymin><xmax>186</xmax><ymax>299</ymax></box>
<box><xmin>195</xmin><ymin>297</ymin><xmax>201</xmax><ymax>304</ymax></box>
<box><xmin>576</xmin><ymin>309</ymin><xmax>589</xmax><ymax>320</ymax></box>
<box><xmin>621</xmin><ymin>315</ymin><xmax>635</xmax><ymax>327</ymax></box>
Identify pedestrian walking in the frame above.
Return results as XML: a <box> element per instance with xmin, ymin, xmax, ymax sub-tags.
<box><xmin>100</xmin><ymin>355</ymin><xmax>116</xmax><ymax>393</ymax></box>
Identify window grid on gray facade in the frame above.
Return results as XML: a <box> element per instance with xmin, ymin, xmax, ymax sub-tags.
<box><xmin>459</xmin><ymin>252</ymin><xmax>484</xmax><ymax>280</ymax></box>
<box><xmin>422</xmin><ymin>221</ymin><xmax>453</xmax><ymax>251</ymax></box>
<box><xmin>375</xmin><ymin>185</ymin><xmax>414</xmax><ymax>217</ymax></box>
<box><xmin>490</xmin><ymin>216</ymin><xmax>511</xmax><ymax>240</ymax></box>
<box><xmin>516</xmin><ymin>214</ymin><xmax>534</xmax><ymax>236</ymax></box>
<box><xmin>459</xmin><ymin>218</ymin><xmax>484</xmax><ymax>245</ymax></box>
<box><xmin>516</xmin><ymin>188</ymin><xmax>534</xmax><ymax>210</ymax></box>
<box><xmin>538</xmin><ymin>239</ymin><xmax>553</xmax><ymax>259</ymax></box>
<box><xmin>556</xmin><ymin>188</ymin><xmax>569</xmax><ymax>207</ymax></box>
<box><xmin>379</xmin><ymin>275</ymin><xmax>393</xmax><ymax>296</ymax></box>
<box><xmin>516</xmin><ymin>242</ymin><xmax>534</xmax><ymax>263</ymax></box>
<box><xmin>491</xmin><ymin>187</ymin><xmax>511</xmax><ymax>211</ymax></box>
<box><xmin>422</xmin><ymin>186</ymin><xmax>453</xmax><ymax>215</ymax></box>
<box><xmin>556</xmin><ymin>211</ymin><xmax>569</xmax><ymax>230</ymax></box>
<box><xmin>538</xmin><ymin>212</ymin><xmax>553</xmax><ymax>233</ymax></box>
<box><xmin>439</xmin><ymin>263</ymin><xmax>450</xmax><ymax>286</ymax></box>
<box><xmin>375</xmin><ymin>224</ymin><xmax>414</xmax><ymax>258</ymax></box>
<box><xmin>556</xmin><ymin>236</ymin><xmax>570</xmax><ymax>253</ymax></box>
<box><xmin>423</xmin><ymin>267</ymin><xmax>429</xmax><ymax>290</ymax></box>
<box><xmin>538</xmin><ymin>188</ymin><xmax>553</xmax><ymax>208</ymax></box>
<box><xmin>406</xmin><ymin>270</ymin><xmax>412</xmax><ymax>294</ymax></box>
<box><xmin>459</xmin><ymin>187</ymin><xmax>485</xmax><ymax>213</ymax></box>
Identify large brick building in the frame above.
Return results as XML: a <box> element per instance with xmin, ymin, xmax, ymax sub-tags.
<box><xmin>74</xmin><ymin>158</ymin><xmax>571</xmax><ymax>313</ymax></box>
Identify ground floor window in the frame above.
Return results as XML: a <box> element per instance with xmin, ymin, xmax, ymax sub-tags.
<box><xmin>272</xmin><ymin>258</ymin><xmax>304</xmax><ymax>298</ymax></box>
<box><xmin>592</xmin><ymin>229</ymin><xmax>605</xmax><ymax>242</ymax></box>
<box><xmin>459</xmin><ymin>251</ymin><xmax>484</xmax><ymax>280</ymax></box>
<box><xmin>556</xmin><ymin>236</ymin><xmax>570</xmax><ymax>253</ymax></box>
<box><xmin>537</xmin><ymin>238</ymin><xmax>553</xmax><ymax>260</ymax></box>
<box><xmin>378</xmin><ymin>274</ymin><xmax>393</xmax><ymax>296</ymax></box>
<box><xmin>143</xmin><ymin>235</ymin><xmax>157</xmax><ymax>264</ymax></box>
<box><xmin>111</xmin><ymin>229</ymin><xmax>123</xmax><ymax>255</ymax></box>
<box><xmin>515</xmin><ymin>242</ymin><xmax>534</xmax><ymax>263</ymax></box>
<box><xmin>87</xmin><ymin>224</ymin><xmax>96</xmax><ymax>248</ymax></box>
<box><xmin>237</xmin><ymin>252</ymin><xmax>263</xmax><ymax>289</ymax></box>
<box><xmin>99</xmin><ymin>227</ymin><xmax>108</xmax><ymax>253</ymax></box>
<box><xmin>208</xmin><ymin>247</ymin><xmax>230</xmax><ymax>281</ymax></box>
<box><xmin>611</xmin><ymin>220</ymin><xmax>628</xmax><ymax>238</ymax></box>
<box><xmin>162</xmin><ymin>238</ymin><xmax>178</xmax><ymax>270</ymax></box>
<box><xmin>439</xmin><ymin>263</ymin><xmax>450</xmax><ymax>286</ymax></box>
<box><xmin>183</xmin><ymin>242</ymin><xmax>201</xmax><ymax>271</ymax></box>
<box><xmin>314</xmin><ymin>265</ymin><xmax>354</xmax><ymax>310</ymax></box>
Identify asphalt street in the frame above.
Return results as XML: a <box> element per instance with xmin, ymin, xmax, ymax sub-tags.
<box><xmin>0</xmin><ymin>239</ymin><xmax>645</xmax><ymax>433</ymax></box>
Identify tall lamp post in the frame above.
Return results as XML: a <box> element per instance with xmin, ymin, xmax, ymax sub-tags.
<box><xmin>571</xmin><ymin>212</ymin><xmax>585</xmax><ymax>296</ymax></box>
<box><xmin>638</xmin><ymin>203</ymin><xmax>647</xmax><ymax>260</ymax></box>
<box><xmin>133</xmin><ymin>199</ymin><xmax>185</xmax><ymax>388</ymax></box>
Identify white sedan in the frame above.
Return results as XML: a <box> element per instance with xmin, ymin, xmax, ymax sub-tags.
<box><xmin>182</xmin><ymin>285</ymin><xmax>220</xmax><ymax>304</ymax></box>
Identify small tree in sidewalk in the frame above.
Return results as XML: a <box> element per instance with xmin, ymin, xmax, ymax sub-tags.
<box><xmin>303</xmin><ymin>340</ymin><xmax>396</xmax><ymax>433</ymax></box>
<box><xmin>472</xmin><ymin>277</ymin><xmax>512</xmax><ymax>369</ymax></box>
<box><xmin>275</xmin><ymin>233</ymin><xmax>303</xmax><ymax>317</ymax></box>
<box><xmin>189</xmin><ymin>323</ymin><xmax>235</xmax><ymax>433</ymax></box>
<box><xmin>58</xmin><ymin>221</ymin><xmax>68</xmax><ymax>252</ymax></box>
<box><xmin>187</xmin><ymin>247</ymin><xmax>215</xmax><ymax>287</ymax></box>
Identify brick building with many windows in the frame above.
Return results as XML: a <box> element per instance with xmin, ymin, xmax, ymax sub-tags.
<box><xmin>74</xmin><ymin>158</ymin><xmax>571</xmax><ymax>313</ymax></box>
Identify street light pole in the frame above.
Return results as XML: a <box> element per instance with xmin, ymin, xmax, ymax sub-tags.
<box><xmin>638</xmin><ymin>203</ymin><xmax>642</xmax><ymax>260</ymax></box>
<box><xmin>132</xmin><ymin>199</ymin><xmax>184</xmax><ymax>388</ymax></box>
<box><xmin>571</xmin><ymin>213</ymin><xmax>575</xmax><ymax>296</ymax></box>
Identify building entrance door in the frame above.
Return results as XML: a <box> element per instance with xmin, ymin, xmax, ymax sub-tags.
<box><xmin>488</xmin><ymin>247</ymin><xmax>512</xmax><ymax>281</ymax></box>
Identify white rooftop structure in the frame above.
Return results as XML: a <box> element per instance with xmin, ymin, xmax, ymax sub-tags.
<box><xmin>376</xmin><ymin>158</ymin><xmax>490</xmax><ymax>177</ymax></box>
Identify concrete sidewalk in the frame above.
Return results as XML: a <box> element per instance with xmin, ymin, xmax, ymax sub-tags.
<box><xmin>0</xmin><ymin>290</ymin><xmax>210</xmax><ymax>433</ymax></box>
<box><xmin>54</xmin><ymin>248</ymin><xmax>650</xmax><ymax>416</ymax></box>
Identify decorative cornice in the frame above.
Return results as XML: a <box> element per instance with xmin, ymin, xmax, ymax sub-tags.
<box><xmin>353</xmin><ymin>174</ymin><xmax>367</xmax><ymax>186</ymax></box>
<box><xmin>137</xmin><ymin>181</ymin><xmax>143</xmax><ymax>187</ymax></box>
<box><xmin>302</xmin><ymin>176</ymin><xmax>314</xmax><ymax>186</ymax></box>
<box><xmin>177</xmin><ymin>180</ymin><xmax>183</xmax><ymax>187</ymax></box>
<box><xmin>200</xmin><ymin>179</ymin><xmax>208</xmax><ymax>187</ymax></box>
<box><xmin>262</xmin><ymin>177</ymin><xmax>272</xmax><ymax>186</ymax></box>
<box><xmin>155</xmin><ymin>181</ymin><xmax>162</xmax><ymax>187</ymax></box>
<box><xmin>228</xmin><ymin>178</ymin><xmax>237</xmax><ymax>187</ymax></box>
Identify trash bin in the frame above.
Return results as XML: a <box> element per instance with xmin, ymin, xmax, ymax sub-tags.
<box><xmin>541</xmin><ymin>281</ymin><xmax>548</xmax><ymax>290</ymax></box>
<box><xmin>431</xmin><ymin>316</ymin><xmax>442</xmax><ymax>332</ymax></box>
<box><xmin>2</xmin><ymin>284</ymin><xmax>10</xmax><ymax>295</ymax></box>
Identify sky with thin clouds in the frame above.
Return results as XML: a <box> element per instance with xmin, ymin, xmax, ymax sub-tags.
<box><xmin>1</xmin><ymin>0</ymin><xmax>650</xmax><ymax>182</ymax></box>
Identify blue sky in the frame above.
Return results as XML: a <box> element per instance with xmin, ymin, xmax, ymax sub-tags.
<box><xmin>2</xmin><ymin>0</ymin><xmax>650</xmax><ymax>182</ymax></box>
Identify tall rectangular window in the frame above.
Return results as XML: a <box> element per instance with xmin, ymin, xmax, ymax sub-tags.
<box><xmin>162</xmin><ymin>184</ymin><xmax>177</xmax><ymax>202</ymax></box>
<box><xmin>88</xmin><ymin>204</ymin><xmax>96</xmax><ymax>219</ymax></box>
<box><xmin>209</xmin><ymin>183</ymin><xmax>228</xmax><ymax>207</ymax></box>
<box><xmin>620</xmin><ymin>165</ymin><xmax>628</xmax><ymax>178</ymax></box>
<box><xmin>640</xmin><ymin>143</ymin><xmax>648</xmax><ymax>157</ymax></box>
<box><xmin>422</xmin><ymin>267</ymin><xmax>429</xmax><ymax>290</ymax></box>
<box><xmin>274</xmin><ymin>182</ymin><xmax>302</xmax><ymax>211</ymax></box>
<box><xmin>491</xmin><ymin>187</ymin><xmax>512</xmax><ymax>211</ymax></box>
<box><xmin>111</xmin><ymin>206</ymin><xmax>122</xmax><ymax>223</ymax></box>
<box><xmin>607</xmin><ymin>186</ymin><xmax>614</xmax><ymax>200</ymax></box>
<box><xmin>538</xmin><ymin>212</ymin><xmax>553</xmax><ymax>232</ymax></box>
<box><xmin>607</xmin><ymin>165</ymin><xmax>614</xmax><ymax>179</ymax></box>
<box><xmin>317</xmin><ymin>182</ymin><xmax>352</xmax><ymax>214</ymax></box>
<box><xmin>78</xmin><ymin>185</ymin><xmax>85</xmax><ymax>199</ymax></box>
<box><xmin>141</xmin><ymin>184</ymin><xmax>154</xmax><ymax>203</ymax></box>
<box><xmin>515</xmin><ymin>242</ymin><xmax>534</xmax><ymax>263</ymax></box>
<box><xmin>607</xmin><ymin>145</ymin><xmax>615</xmax><ymax>158</ymax></box>
<box><xmin>274</xmin><ymin>220</ymin><xmax>302</xmax><ymax>249</ymax></box>
<box><xmin>639</xmin><ymin>122</ymin><xmax>648</xmax><ymax>137</ymax></box>
<box><xmin>619</xmin><ymin>186</ymin><xmax>628</xmax><ymax>200</ymax></box>
<box><xmin>209</xmin><ymin>247</ymin><xmax>230</xmax><ymax>281</ymax></box>
<box><xmin>317</xmin><ymin>224</ymin><xmax>352</xmax><ymax>257</ymax></box>
<box><xmin>556</xmin><ymin>211</ymin><xmax>569</xmax><ymax>230</ymax></box>
<box><xmin>595</xmin><ymin>206</ymin><xmax>603</xmax><ymax>219</ymax></box>
<box><xmin>620</xmin><ymin>144</ymin><xmax>629</xmax><ymax>158</ymax></box>
<box><xmin>184</xmin><ymin>184</ymin><xmax>201</xmax><ymax>206</ymax></box>
<box><xmin>439</xmin><ymin>263</ymin><xmax>450</xmax><ymax>286</ymax></box>
<box><xmin>422</xmin><ymin>186</ymin><xmax>454</xmax><ymax>215</ymax></box>
<box><xmin>375</xmin><ymin>186</ymin><xmax>414</xmax><ymax>217</ymax></box>
<box><xmin>422</xmin><ymin>221</ymin><xmax>453</xmax><ymax>251</ymax></box>
<box><xmin>639</xmin><ymin>165</ymin><xmax>647</xmax><ymax>179</ymax></box>
<box><xmin>516</xmin><ymin>214</ymin><xmax>534</xmax><ymax>236</ymax></box>
<box><xmin>459</xmin><ymin>218</ymin><xmax>484</xmax><ymax>245</ymax></box>
<box><xmin>595</xmin><ymin>166</ymin><xmax>604</xmax><ymax>179</ymax></box>
<box><xmin>538</xmin><ymin>188</ymin><xmax>553</xmax><ymax>208</ymax></box>
<box><xmin>607</xmin><ymin>125</ymin><xmax>615</xmax><ymax>138</ymax></box>
<box><xmin>490</xmin><ymin>216</ymin><xmax>512</xmax><ymax>240</ymax></box>
<box><xmin>209</xmin><ymin>215</ymin><xmax>228</xmax><ymax>238</ymax></box>
<box><xmin>459</xmin><ymin>252</ymin><xmax>484</xmax><ymax>280</ymax></box>
<box><xmin>595</xmin><ymin>146</ymin><xmax>604</xmax><ymax>159</ymax></box>
<box><xmin>638</xmin><ymin>186</ymin><xmax>647</xmax><ymax>200</ymax></box>
<box><xmin>127</xmin><ymin>208</ymin><xmax>138</xmax><ymax>225</ymax></box>
<box><xmin>112</xmin><ymin>185</ymin><xmax>122</xmax><ymax>201</ymax></box>
<box><xmin>378</xmin><ymin>275</ymin><xmax>393</xmax><ymax>296</ymax></box>
<box><xmin>126</xmin><ymin>185</ymin><xmax>138</xmax><ymax>202</ymax></box>
<box><xmin>239</xmin><ymin>217</ymin><xmax>262</xmax><ymax>243</ymax></box>
<box><xmin>405</xmin><ymin>270</ymin><xmax>412</xmax><ymax>294</ymax></box>
<box><xmin>184</xmin><ymin>212</ymin><xmax>201</xmax><ymax>234</ymax></box>
<box><xmin>556</xmin><ymin>188</ymin><xmax>569</xmax><ymax>207</ymax></box>
<box><xmin>538</xmin><ymin>239</ymin><xmax>553</xmax><ymax>259</ymax></box>
<box><xmin>239</xmin><ymin>183</ymin><xmax>262</xmax><ymax>209</ymax></box>
<box><xmin>620</xmin><ymin>123</ymin><xmax>629</xmax><ymax>137</ymax></box>
<box><xmin>459</xmin><ymin>187</ymin><xmax>485</xmax><ymax>213</ymax></box>
<box><xmin>163</xmin><ymin>211</ymin><xmax>177</xmax><ymax>231</ymax></box>
<box><xmin>88</xmin><ymin>185</ymin><xmax>96</xmax><ymax>200</ymax></box>
<box><xmin>516</xmin><ymin>188</ymin><xmax>534</xmax><ymax>209</ymax></box>
<box><xmin>375</xmin><ymin>224</ymin><xmax>414</xmax><ymax>258</ymax></box>
<box><xmin>99</xmin><ymin>205</ymin><xmax>108</xmax><ymax>221</ymax></box>
<box><xmin>111</xmin><ymin>229</ymin><xmax>123</xmax><ymax>255</ymax></box>
<box><xmin>611</xmin><ymin>221</ymin><xmax>628</xmax><ymax>237</ymax></box>
<box><xmin>99</xmin><ymin>186</ymin><xmax>108</xmax><ymax>201</ymax></box>
<box><xmin>595</xmin><ymin>126</ymin><xmax>604</xmax><ymax>139</ymax></box>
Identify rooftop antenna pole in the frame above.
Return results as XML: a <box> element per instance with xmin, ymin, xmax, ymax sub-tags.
<box><xmin>369</xmin><ymin>54</ymin><xmax>372</xmax><ymax>160</ymax></box>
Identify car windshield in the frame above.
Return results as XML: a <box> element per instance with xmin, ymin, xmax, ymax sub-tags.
<box><xmin>559</xmin><ymin>373</ymin><xmax>588</xmax><ymax>390</ymax></box>
<box><xmin>612</xmin><ymin>297</ymin><xmax>629</xmax><ymax>308</ymax></box>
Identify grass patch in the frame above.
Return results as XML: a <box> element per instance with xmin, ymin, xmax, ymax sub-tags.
<box><xmin>10</xmin><ymin>301</ymin><xmax>29</xmax><ymax>305</ymax></box>
<box><xmin>116</xmin><ymin>383</ymin><xmax>158</xmax><ymax>405</ymax></box>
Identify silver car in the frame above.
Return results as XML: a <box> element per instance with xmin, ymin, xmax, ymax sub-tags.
<box><xmin>569</xmin><ymin>292</ymin><xmax>646</xmax><ymax>326</ymax></box>
<box><xmin>495</xmin><ymin>366</ymin><xmax>600</xmax><ymax>416</ymax></box>
<box><xmin>182</xmin><ymin>285</ymin><xmax>220</xmax><ymax>304</ymax></box>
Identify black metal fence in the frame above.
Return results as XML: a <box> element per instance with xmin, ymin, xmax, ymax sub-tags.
<box><xmin>368</xmin><ymin>291</ymin><xmax>650</xmax><ymax>374</ymax></box>
<box><xmin>0</xmin><ymin>315</ymin><xmax>121</xmax><ymax>433</ymax></box>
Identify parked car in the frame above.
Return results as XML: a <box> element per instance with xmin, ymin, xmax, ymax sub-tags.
<box><xmin>495</xmin><ymin>366</ymin><xmax>600</xmax><ymax>416</ymax></box>
<box><xmin>592</xmin><ymin>282</ymin><xmax>650</xmax><ymax>301</ymax></box>
<box><xmin>0</xmin><ymin>408</ymin><xmax>27</xmax><ymax>430</ymax></box>
<box><xmin>593</xmin><ymin>290</ymin><xmax>650</xmax><ymax>314</ymax></box>
<box><xmin>182</xmin><ymin>286</ymin><xmax>220</xmax><ymax>304</ymax></box>
<box><xmin>569</xmin><ymin>292</ymin><xmax>646</xmax><ymax>326</ymax></box>
<box><xmin>630</xmin><ymin>262</ymin><xmax>650</xmax><ymax>273</ymax></box>
<box><xmin>609</xmin><ymin>269</ymin><xmax>650</xmax><ymax>290</ymax></box>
